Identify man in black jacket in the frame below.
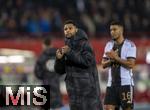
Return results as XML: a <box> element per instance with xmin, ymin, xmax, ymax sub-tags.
<box><xmin>55</xmin><ymin>20</ymin><xmax>103</xmax><ymax>110</ymax></box>
<box><xmin>34</xmin><ymin>38</ymin><xmax>63</xmax><ymax>110</ymax></box>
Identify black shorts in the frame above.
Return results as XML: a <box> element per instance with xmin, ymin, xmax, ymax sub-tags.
<box><xmin>104</xmin><ymin>85</ymin><xmax>134</xmax><ymax>109</ymax></box>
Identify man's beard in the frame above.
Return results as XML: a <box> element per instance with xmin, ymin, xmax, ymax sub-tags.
<box><xmin>66</xmin><ymin>34</ymin><xmax>72</xmax><ymax>38</ymax></box>
<box><xmin>112</xmin><ymin>36</ymin><xmax>117</xmax><ymax>41</ymax></box>
<box><xmin>112</xmin><ymin>35</ymin><xmax>119</xmax><ymax>41</ymax></box>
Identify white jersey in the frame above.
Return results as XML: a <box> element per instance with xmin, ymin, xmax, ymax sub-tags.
<box><xmin>103</xmin><ymin>39</ymin><xmax>136</xmax><ymax>87</ymax></box>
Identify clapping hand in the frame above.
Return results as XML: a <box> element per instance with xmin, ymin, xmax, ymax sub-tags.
<box><xmin>105</xmin><ymin>49</ymin><xmax>119</xmax><ymax>60</ymax></box>
<box><xmin>56</xmin><ymin>48</ymin><xmax>64</xmax><ymax>59</ymax></box>
<box><xmin>56</xmin><ymin>45</ymin><xmax>71</xmax><ymax>59</ymax></box>
<box><xmin>62</xmin><ymin>45</ymin><xmax>71</xmax><ymax>54</ymax></box>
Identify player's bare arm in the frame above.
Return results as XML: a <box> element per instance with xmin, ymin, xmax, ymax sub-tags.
<box><xmin>114</xmin><ymin>57</ymin><xmax>135</xmax><ymax>69</ymax></box>
<box><xmin>106</xmin><ymin>50</ymin><xmax>135</xmax><ymax>69</ymax></box>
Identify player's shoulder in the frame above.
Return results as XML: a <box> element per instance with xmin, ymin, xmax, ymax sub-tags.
<box><xmin>124</xmin><ymin>39</ymin><xmax>136</xmax><ymax>48</ymax></box>
<box><xmin>106</xmin><ymin>40</ymin><xmax>114</xmax><ymax>46</ymax></box>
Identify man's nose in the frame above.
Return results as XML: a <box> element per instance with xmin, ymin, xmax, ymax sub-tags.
<box><xmin>66</xmin><ymin>30</ymin><xmax>70</xmax><ymax>33</ymax></box>
<box><xmin>111</xmin><ymin>31</ymin><xmax>114</xmax><ymax>34</ymax></box>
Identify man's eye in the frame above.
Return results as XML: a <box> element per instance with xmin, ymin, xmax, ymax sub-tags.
<box><xmin>64</xmin><ymin>28</ymin><xmax>68</xmax><ymax>30</ymax></box>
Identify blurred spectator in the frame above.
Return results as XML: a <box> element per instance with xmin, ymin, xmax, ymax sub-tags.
<box><xmin>38</xmin><ymin>7</ymin><xmax>52</xmax><ymax>33</ymax></box>
<box><xmin>0</xmin><ymin>0</ymin><xmax>149</xmax><ymax>37</ymax></box>
<box><xmin>25</xmin><ymin>12</ymin><xmax>39</xmax><ymax>33</ymax></box>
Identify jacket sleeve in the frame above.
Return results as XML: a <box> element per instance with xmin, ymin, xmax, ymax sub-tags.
<box><xmin>34</xmin><ymin>60</ymin><xmax>44</xmax><ymax>79</ymax></box>
<box><xmin>66</xmin><ymin>41</ymin><xmax>94</xmax><ymax>68</ymax></box>
<box><xmin>54</xmin><ymin>57</ymin><xmax>65</xmax><ymax>75</ymax></box>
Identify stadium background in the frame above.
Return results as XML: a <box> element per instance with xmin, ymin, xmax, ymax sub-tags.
<box><xmin>0</xmin><ymin>0</ymin><xmax>149</xmax><ymax>109</ymax></box>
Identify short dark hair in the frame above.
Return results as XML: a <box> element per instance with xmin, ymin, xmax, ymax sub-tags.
<box><xmin>43</xmin><ymin>37</ymin><xmax>51</xmax><ymax>46</ymax></box>
<box><xmin>110</xmin><ymin>21</ymin><xmax>124</xmax><ymax>27</ymax></box>
<box><xmin>64</xmin><ymin>20</ymin><xmax>77</xmax><ymax>27</ymax></box>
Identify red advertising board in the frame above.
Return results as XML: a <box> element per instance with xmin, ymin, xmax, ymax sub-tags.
<box><xmin>0</xmin><ymin>38</ymin><xmax>149</xmax><ymax>64</ymax></box>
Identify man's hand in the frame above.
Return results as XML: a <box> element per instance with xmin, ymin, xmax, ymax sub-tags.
<box><xmin>56</xmin><ymin>49</ymin><xmax>64</xmax><ymax>59</ymax></box>
<box><xmin>105</xmin><ymin>50</ymin><xmax>119</xmax><ymax>60</ymax></box>
<box><xmin>101</xmin><ymin>59</ymin><xmax>113</xmax><ymax>68</ymax></box>
<box><xmin>62</xmin><ymin>45</ymin><xmax>71</xmax><ymax>54</ymax></box>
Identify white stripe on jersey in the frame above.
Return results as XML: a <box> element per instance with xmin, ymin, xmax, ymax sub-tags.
<box><xmin>103</xmin><ymin>39</ymin><xmax>136</xmax><ymax>86</ymax></box>
<box><xmin>130</xmin><ymin>86</ymin><xmax>134</xmax><ymax>103</ymax></box>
